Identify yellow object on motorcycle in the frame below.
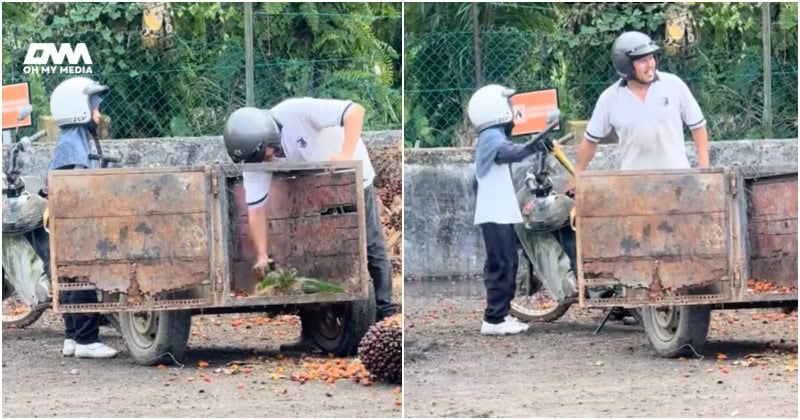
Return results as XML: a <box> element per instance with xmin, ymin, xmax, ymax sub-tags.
<box><xmin>551</xmin><ymin>143</ymin><xmax>575</xmax><ymax>177</ymax></box>
<box><xmin>43</xmin><ymin>206</ymin><xmax>50</xmax><ymax>233</ymax></box>
<box><xmin>569</xmin><ymin>207</ymin><xmax>576</xmax><ymax>231</ymax></box>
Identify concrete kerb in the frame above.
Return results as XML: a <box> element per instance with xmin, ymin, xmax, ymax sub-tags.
<box><xmin>2</xmin><ymin>130</ymin><xmax>402</xmax><ymax>180</ymax></box>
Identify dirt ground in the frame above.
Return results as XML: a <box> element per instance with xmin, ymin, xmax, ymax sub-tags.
<box><xmin>404</xmin><ymin>281</ymin><xmax>798</xmax><ymax>418</ymax></box>
<box><xmin>2</xmin><ymin>310</ymin><xmax>401</xmax><ymax>418</ymax></box>
<box><xmin>2</xmin><ymin>145</ymin><xmax>404</xmax><ymax>418</ymax></box>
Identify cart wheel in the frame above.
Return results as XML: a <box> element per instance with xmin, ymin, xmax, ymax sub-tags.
<box><xmin>641</xmin><ymin>305</ymin><xmax>710</xmax><ymax>358</ymax></box>
<box><xmin>304</xmin><ymin>282</ymin><xmax>376</xmax><ymax>356</ymax></box>
<box><xmin>118</xmin><ymin>292</ymin><xmax>191</xmax><ymax>365</ymax></box>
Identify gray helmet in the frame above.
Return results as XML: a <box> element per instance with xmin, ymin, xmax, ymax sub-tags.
<box><xmin>223</xmin><ymin>107</ymin><xmax>281</xmax><ymax>163</ymax></box>
<box><xmin>611</xmin><ymin>31</ymin><xmax>661</xmax><ymax>80</ymax></box>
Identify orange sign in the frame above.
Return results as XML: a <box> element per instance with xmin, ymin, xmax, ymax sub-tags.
<box><xmin>2</xmin><ymin>83</ymin><xmax>32</xmax><ymax>130</ymax></box>
<box><xmin>511</xmin><ymin>88</ymin><xmax>559</xmax><ymax>136</ymax></box>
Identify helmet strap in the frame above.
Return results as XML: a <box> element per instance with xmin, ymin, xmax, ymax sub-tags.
<box><xmin>86</xmin><ymin>119</ymin><xmax>99</xmax><ymax>138</ymax></box>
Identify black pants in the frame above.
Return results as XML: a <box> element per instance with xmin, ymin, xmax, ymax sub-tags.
<box><xmin>364</xmin><ymin>186</ymin><xmax>398</xmax><ymax>319</ymax></box>
<box><xmin>552</xmin><ymin>225</ymin><xmax>577</xmax><ymax>274</ymax></box>
<box><xmin>28</xmin><ymin>164</ymin><xmax>102</xmax><ymax>344</ymax></box>
<box><xmin>480</xmin><ymin>223</ymin><xmax>519</xmax><ymax>324</ymax></box>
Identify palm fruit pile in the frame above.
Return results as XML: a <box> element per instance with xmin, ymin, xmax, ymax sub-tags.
<box><xmin>358</xmin><ymin>314</ymin><xmax>402</xmax><ymax>384</ymax></box>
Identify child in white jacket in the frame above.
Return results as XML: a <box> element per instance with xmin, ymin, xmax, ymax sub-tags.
<box><xmin>468</xmin><ymin>85</ymin><xmax>550</xmax><ymax>335</ymax></box>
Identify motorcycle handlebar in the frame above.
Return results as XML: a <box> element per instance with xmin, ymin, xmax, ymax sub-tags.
<box><xmin>88</xmin><ymin>154</ymin><xmax>120</xmax><ymax>163</ymax></box>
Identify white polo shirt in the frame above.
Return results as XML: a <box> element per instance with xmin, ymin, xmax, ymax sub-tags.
<box><xmin>242</xmin><ymin>97</ymin><xmax>376</xmax><ymax>208</ymax></box>
<box><xmin>585</xmin><ymin>71</ymin><xmax>706</xmax><ymax>170</ymax></box>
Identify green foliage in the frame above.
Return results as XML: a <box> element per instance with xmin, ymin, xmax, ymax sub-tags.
<box><xmin>256</xmin><ymin>267</ymin><xmax>345</xmax><ymax>296</ymax></box>
<box><xmin>405</xmin><ymin>2</ymin><xmax>798</xmax><ymax>147</ymax></box>
<box><xmin>2</xmin><ymin>2</ymin><xmax>400</xmax><ymax>139</ymax></box>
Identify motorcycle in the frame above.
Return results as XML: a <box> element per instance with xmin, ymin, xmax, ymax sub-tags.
<box><xmin>2</xmin><ymin>105</ymin><xmax>50</xmax><ymax>328</ymax></box>
<box><xmin>509</xmin><ymin>111</ymin><xmax>640</xmax><ymax>326</ymax></box>
<box><xmin>2</xmin><ymin>105</ymin><xmax>120</xmax><ymax>329</ymax></box>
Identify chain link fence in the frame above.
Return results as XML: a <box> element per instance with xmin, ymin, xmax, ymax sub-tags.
<box><xmin>405</xmin><ymin>5</ymin><xmax>798</xmax><ymax>147</ymax></box>
<box><xmin>4</xmin><ymin>27</ymin><xmax>244</xmax><ymax>139</ymax></box>
<box><xmin>250</xmin><ymin>7</ymin><xmax>401</xmax><ymax>129</ymax></box>
<box><xmin>2</xmin><ymin>3</ymin><xmax>401</xmax><ymax>140</ymax></box>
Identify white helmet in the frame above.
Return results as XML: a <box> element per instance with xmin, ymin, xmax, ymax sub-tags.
<box><xmin>467</xmin><ymin>84</ymin><xmax>516</xmax><ymax>131</ymax></box>
<box><xmin>50</xmin><ymin>77</ymin><xmax>108</xmax><ymax>127</ymax></box>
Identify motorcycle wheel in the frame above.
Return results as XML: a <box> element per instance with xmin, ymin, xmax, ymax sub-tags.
<box><xmin>510</xmin><ymin>250</ymin><xmax>574</xmax><ymax>322</ymax></box>
<box><xmin>2</xmin><ymin>270</ymin><xmax>47</xmax><ymax>329</ymax></box>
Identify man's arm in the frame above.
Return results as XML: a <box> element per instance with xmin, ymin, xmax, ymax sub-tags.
<box><xmin>242</xmin><ymin>171</ymin><xmax>272</xmax><ymax>277</ymax></box>
<box><xmin>340</xmin><ymin>103</ymin><xmax>365</xmax><ymax>159</ymax></box>
<box><xmin>568</xmin><ymin>91</ymin><xmax>609</xmax><ymax>191</ymax></box>
<box><xmin>691</xmin><ymin>125</ymin><xmax>709</xmax><ymax>168</ymax></box>
<box><xmin>575</xmin><ymin>137</ymin><xmax>599</xmax><ymax>173</ymax></box>
<box><xmin>248</xmin><ymin>203</ymin><xmax>270</xmax><ymax>277</ymax></box>
<box><xmin>301</xmin><ymin>98</ymin><xmax>365</xmax><ymax>161</ymax></box>
<box><xmin>564</xmin><ymin>137</ymin><xmax>599</xmax><ymax>194</ymax></box>
<box><xmin>676</xmin><ymin>76</ymin><xmax>708</xmax><ymax>168</ymax></box>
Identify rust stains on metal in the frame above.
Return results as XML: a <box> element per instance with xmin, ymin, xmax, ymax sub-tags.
<box><xmin>578</xmin><ymin>169</ymin><xmax>734</xmax><ymax>304</ymax></box>
<box><xmin>648</xmin><ymin>260</ymin><xmax>663</xmax><ymax>298</ymax></box>
<box><xmin>657</xmin><ymin>221</ymin><xmax>675</xmax><ymax>234</ymax></box>
<box><xmin>134</xmin><ymin>222</ymin><xmax>153</xmax><ymax>235</ymax></box>
<box><xmin>58</xmin><ymin>259</ymin><xmax>209</xmax><ymax>298</ymax></box>
<box><xmin>127</xmin><ymin>263</ymin><xmax>142</xmax><ymax>304</ymax></box>
<box><xmin>747</xmin><ymin>174</ymin><xmax>798</xmax><ymax>286</ymax></box>
<box><xmin>95</xmin><ymin>239</ymin><xmax>118</xmax><ymax>258</ymax></box>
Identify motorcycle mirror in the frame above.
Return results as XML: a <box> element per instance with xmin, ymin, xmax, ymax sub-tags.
<box><xmin>545</xmin><ymin>109</ymin><xmax>561</xmax><ymax>126</ymax></box>
<box><xmin>17</xmin><ymin>105</ymin><xmax>33</xmax><ymax>121</ymax></box>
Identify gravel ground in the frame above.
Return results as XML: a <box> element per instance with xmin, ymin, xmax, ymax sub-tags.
<box><xmin>404</xmin><ymin>280</ymin><xmax>798</xmax><ymax>418</ymax></box>
<box><xmin>2</xmin><ymin>311</ymin><xmax>401</xmax><ymax>418</ymax></box>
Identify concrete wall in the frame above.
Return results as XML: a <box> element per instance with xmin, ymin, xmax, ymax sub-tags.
<box><xmin>3</xmin><ymin>131</ymin><xmax>401</xmax><ymax>182</ymax></box>
<box><xmin>404</xmin><ymin>139</ymin><xmax>798</xmax><ymax>280</ymax></box>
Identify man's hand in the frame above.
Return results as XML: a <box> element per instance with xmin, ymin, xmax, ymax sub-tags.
<box><xmin>253</xmin><ymin>254</ymin><xmax>272</xmax><ymax>279</ymax></box>
<box><xmin>563</xmin><ymin>176</ymin><xmax>576</xmax><ymax>198</ymax></box>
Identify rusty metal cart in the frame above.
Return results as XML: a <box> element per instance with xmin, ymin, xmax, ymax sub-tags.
<box><xmin>575</xmin><ymin>165</ymin><xmax>798</xmax><ymax>357</ymax></box>
<box><xmin>47</xmin><ymin>161</ymin><xmax>375</xmax><ymax>364</ymax></box>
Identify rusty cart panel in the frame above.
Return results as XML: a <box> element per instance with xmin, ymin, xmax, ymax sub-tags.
<box><xmin>575</xmin><ymin>168</ymin><xmax>744</xmax><ymax>307</ymax></box>
<box><xmin>48</xmin><ymin>161</ymin><xmax>370</xmax><ymax>313</ymax></box>
<box><xmin>49</xmin><ymin>167</ymin><xmax>217</xmax><ymax>313</ymax></box>
<box><xmin>739</xmin><ymin>170</ymin><xmax>798</xmax><ymax>302</ymax></box>
<box><xmin>221</xmin><ymin>161</ymin><xmax>369</xmax><ymax>307</ymax></box>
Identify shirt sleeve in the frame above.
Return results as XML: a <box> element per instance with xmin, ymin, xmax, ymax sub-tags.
<box><xmin>494</xmin><ymin>140</ymin><xmax>548</xmax><ymax>164</ymax></box>
<box><xmin>297</xmin><ymin>98</ymin><xmax>355</xmax><ymax>130</ymax></box>
<box><xmin>678</xmin><ymin>79</ymin><xmax>706</xmax><ymax>129</ymax></box>
<box><xmin>584</xmin><ymin>92</ymin><xmax>611</xmax><ymax>143</ymax></box>
<box><xmin>242</xmin><ymin>170</ymin><xmax>272</xmax><ymax>208</ymax></box>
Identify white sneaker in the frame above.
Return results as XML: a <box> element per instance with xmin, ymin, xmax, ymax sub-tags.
<box><xmin>62</xmin><ymin>339</ymin><xmax>77</xmax><ymax>357</ymax></box>
<box><xmin>481</xmin><ymin>319</ymin><xmax>526</xmax><ymax>336</ymax></box>
<box><xmin>505</xmin><ymin>315</ymin><xmax>530</xmax><ymax>332</ymax></box>
<box><xmin>74</xmin><ymin>342</ymin><xmax>119</xmax><ymax>359</ymax></box>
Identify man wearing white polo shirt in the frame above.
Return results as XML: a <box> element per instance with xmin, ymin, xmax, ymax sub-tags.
<box><xmin>222</xmin><ymin>98</ymin><xmax>398</xmax><ymax>352</ymax></box>
<box><xmin>568</xmin><ymin>31</ymin><xmax>711</xmax><ymax>354</ymax></box>
<box><xmin>569</xmin><ymin>31</ymin><xmax>709</xmax><ymax>180</ymax></box>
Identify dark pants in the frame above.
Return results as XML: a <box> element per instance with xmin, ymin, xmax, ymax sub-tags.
<box><xmin>480</xmin><ymin>223</ymin><xmax>519</xmax><ymax>324</ymax></box>
<box><xmin>29</xmin><ymin>163</ymin><xmax>103</xmax><ymax>344</ymax></box>
<box><xmin>552</xmin><ymin>225</ymin><xmax>577</xmax><ymax>274</ymax></box>
<box><xmin>364</xmin><ymin>186</ymin><xmax>398</xmax><ymax>319</ymax></box>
